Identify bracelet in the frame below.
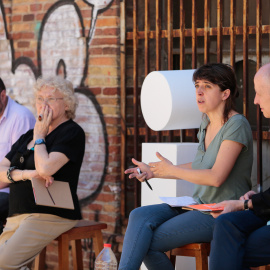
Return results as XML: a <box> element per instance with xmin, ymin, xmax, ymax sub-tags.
<box><xmin>244</xmin><ymin>200</ymin><xmax>249</xmax><ymax>211</ymax></box>
<box><xmin>7</xmin><ymin>166</ymin><xmax>18</xmax><ymax>183</ymax></box>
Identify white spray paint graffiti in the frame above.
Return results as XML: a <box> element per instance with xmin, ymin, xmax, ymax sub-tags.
<box><xmin>83</xmin><ymin>0</ymin><xmax>114</xmax><ymax>45</ymax></box>
<box><xmin>0</xmin><ymin>2</ymin><xmax>107</xmax><ymax>202</ymax></box>
<box><xmin>41</xmin><ymin>4</ymin><xmax>86</xmax><ymax>87</ymax></box>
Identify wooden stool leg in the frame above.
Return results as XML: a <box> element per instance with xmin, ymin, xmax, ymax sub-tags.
<box><xmin>166</xmin><ymin>250</ymin><xmax>176</xmax><ymax>267</ymax></box>
<box><xmin>169</xmin><ymin>255</ymin><xmax>176</xmax><ymax>266</ymax></box>
<box><xmin>92</xmin><ymin>230</ymin><xmax>104</xmax><ymax>257</ymax></box>
<box><xmin>58</xmin><ymin>234</ymin><xmax>70</xmax><ymax>270</ymax></box>
<box><xmin>71</xmin><ymin>239</ymin><xmax>83</xmax><ymax>270</ymax></box>
<box><xmin>194</xmin><ymin>248</ymin><xmax>208</xmax><ymax>270</ymax></box>
<box><xmin>34</xmin><ymin>247</ymin><xmax>46</xmax><ymax>270</ymax></box>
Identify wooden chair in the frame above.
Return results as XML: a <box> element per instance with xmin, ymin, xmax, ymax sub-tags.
<box><xmin>256</xmin><ymin>266</ymin><xmax>270</xmax><ymax>270</ymax></box>
<box><xmin>167</xmin><ymin>244</ymin><xmax>270</xmax><ymax>270</ymax></box>
<box><xmin>34</xmin><ymin>220</ymin><xmax>107</xmax><ymax>270</ymax></box>
<box><xmin>167</xmin><ymin>243</ymin><xmax>211</xmax><ymax>270</ymax></box>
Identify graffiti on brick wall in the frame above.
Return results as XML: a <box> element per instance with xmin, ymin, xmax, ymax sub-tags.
<box><xmin>0</xmin><ymin>0</ymin><xmax>112</xmax><ymax>205</ymax></box>
<box><xmin>83</xmin><ymin>0</ymin><xmax>114</xmax><ymax>45</ymax></box>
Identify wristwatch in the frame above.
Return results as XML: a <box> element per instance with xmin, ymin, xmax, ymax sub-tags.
<box><xmin>244</xmin><ymin>200</ymin><xmax>249</xmax><ymax>211</ymax></box>
<box><xmin>34</xmin><ymin>138</ymin><xmax>46</xmax><ymax>148</ymax></box>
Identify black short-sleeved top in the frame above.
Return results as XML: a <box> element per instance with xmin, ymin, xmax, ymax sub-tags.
<box><xmin>6</xmin><ymin>119</ymin><xmax>85</xmax><ymax>220</ymax></box>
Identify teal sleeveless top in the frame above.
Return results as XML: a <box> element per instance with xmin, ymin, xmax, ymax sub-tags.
<box><xmin>192</xmin><ymin>114</ymin><xmax>253</xmax><ymax>204</ymax></box>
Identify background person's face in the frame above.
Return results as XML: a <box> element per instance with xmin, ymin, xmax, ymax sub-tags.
<box><xmin>254</xmin><ymin>75</ymin><xmax>270</xmax><ymax>118</ymax></box>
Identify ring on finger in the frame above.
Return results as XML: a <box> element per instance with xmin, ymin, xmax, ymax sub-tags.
<box><xmin>38</xmin><ymin>114</ymin><xmax>43</xmax><ymax>121</ymax></box>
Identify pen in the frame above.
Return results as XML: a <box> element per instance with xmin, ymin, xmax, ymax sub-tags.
<box><xmin>137</xmin><ymin>168</ymin><xmax>153</xmax><ymax>191</ymax></box>
<box><xmin>46</xmin><ymin>187</ymin><xmax>55</xmax><ymax>205</ymax></box>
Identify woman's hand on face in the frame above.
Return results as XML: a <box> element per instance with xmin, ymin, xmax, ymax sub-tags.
<box><xmin>211</xmin><ymin>200</ymin><xmax>244</xmax><ymax>218</ymax></box>
<box><xmin>148</xmin><ymin>152</ymin><xmax>174</xmax><ymax>178</ymax></box>
<box><xmin>34</xmin><ymin>105</ymin><xmax>53</xmax><ymax>139</ymax></box>
<box><xmin>239</xmin><ymin>190</ymin><xmax>256</xmax><ymax>201</ymax></box>
<box><xmin>124</xmin><ymin>158</ymin><xmax>153</xmax><ymax>182</ymax></box>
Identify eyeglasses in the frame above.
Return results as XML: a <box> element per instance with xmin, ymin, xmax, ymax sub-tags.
<box><xmin>36</xmin><ymin>97</ymin><xmax>64</xmax><ymax>105</ymax></box>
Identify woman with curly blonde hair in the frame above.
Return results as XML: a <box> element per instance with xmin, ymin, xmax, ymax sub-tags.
<box><xmin>0</xmin><ymin>76</ymin><xmax>85</xmax><ymax>269</ymax></box>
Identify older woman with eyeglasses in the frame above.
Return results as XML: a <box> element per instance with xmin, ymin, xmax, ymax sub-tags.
<box><xmin>0</xmin><ymin>76</ymin><xmax>85</xmax><ymax>269</ymax></box>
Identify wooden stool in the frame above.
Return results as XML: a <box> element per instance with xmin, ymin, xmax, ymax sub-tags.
<box><xmin>167</xmin><ymin>243</ymin><xmax>210</xmax><ymax>270</ymax></box>
<box><xmin>34</xmin><ymin>220</ymin><xmax>107</xmax><ymax>270</ymax></box>
<box><xmin>256</xmin><ymin>266</ymin><xmax>270</xmax><ymax>270</ymax></box>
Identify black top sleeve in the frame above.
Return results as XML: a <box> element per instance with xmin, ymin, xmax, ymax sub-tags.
<box><xmin>252</xmin><ymin>189</ymin><xmax>270</xmax><ymax>220</ymax></box>
<box><xmin>6</xmin><ymin>130</ymin><xmax>33</xmax><ymax>162</ymax></box>
<box><xmin>48</xmin><ymin>123</ymin><xmax>85</xmax><ymax>162</ymax></box>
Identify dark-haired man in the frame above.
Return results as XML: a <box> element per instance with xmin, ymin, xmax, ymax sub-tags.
<box><xmin>0</xmin><ymin>78</ymin><xmax>35</xmax><ymax>233</ymax></box>
<box><xmin>210</xmin><ymin>63</ymin><xmax>270</xmax><ymax>270</ymax></box>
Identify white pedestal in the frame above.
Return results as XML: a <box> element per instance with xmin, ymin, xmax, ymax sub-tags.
<box><xmin>141</xmin><ymin>142</ymin><xmax>199</xmax><ymax>270</ymax></box>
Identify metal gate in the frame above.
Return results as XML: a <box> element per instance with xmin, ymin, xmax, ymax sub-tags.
<box><xmin>120</xmin><ymin>0</ymin><xmax>270</xmax><ymax>220</ymax></box>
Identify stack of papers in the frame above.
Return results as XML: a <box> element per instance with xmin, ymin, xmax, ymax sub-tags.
<box><xmin>159</xmin><ymin>196</ymin><xmax>224</xmax><ymax>212</ymax></box>
<box><xmin>159</xmin><ymin>196</ymin><xmax>197</xmax><ymax>207</ymax></box>
<box><xmin>182</xmin><ymin>203</ymin><xmax>224</xmax><ymax>212</ymax></box>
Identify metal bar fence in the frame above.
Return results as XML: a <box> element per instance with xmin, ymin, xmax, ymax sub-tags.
<box><xmin>121</xmin><ymin>0</ymin><xmax>268</xmax><ymax>218</ymax></box>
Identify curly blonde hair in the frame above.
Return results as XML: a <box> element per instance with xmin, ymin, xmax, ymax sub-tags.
<box><xmin>33</xmin><ymin>76</ymin><xmax>77</xmax><ymax>119</ymax></box>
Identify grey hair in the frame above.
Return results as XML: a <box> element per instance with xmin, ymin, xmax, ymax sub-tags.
<box><xmin>33</xmin><ymin>76</ymin><xmax>77</xmax><ymax>119</ymax></box>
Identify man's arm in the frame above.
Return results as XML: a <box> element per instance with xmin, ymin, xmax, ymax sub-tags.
<box><xmin>0</xmin><ymin>104</ymin><xmax>35</xmax><ymax>191</ymax></box>
<box><xmin>211</xmin><ymin>190</ymin><xmax>255</xmax><ymax>218</ymax></box>
<box><xmin>0</xmin><ymin>182</ymin><xmax>9</xmax><ymax>189</ymax></box>
<box><xmin>11</xmin><ymin>111</ymin><xmax>35</xmax><ymax>145</ymax></box>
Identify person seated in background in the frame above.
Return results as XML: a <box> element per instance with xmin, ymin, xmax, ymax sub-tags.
<box><xmin>0</xmin><ymin>78</ymin><xmax>35</xmax><ymax>234</ymax></box>
<box><xmin>209</xmin><ymin>63</ymin><xmax>270</xmax><ymax>270</ymax></box>
<box><xmin>0</xmin><ymin>76</ymin><xmax>85</xmax><ymax>270</ymax></box>
<box><xmin>118</xmin><ymin>63</ymin><xmax>254</xmax><ymax>270</ymax></box>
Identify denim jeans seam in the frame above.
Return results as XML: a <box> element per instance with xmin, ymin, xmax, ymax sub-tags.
<box><xmin>124</xmin><ymin>211</ymin><xmax>169</xmax><ymax>267</ymax></box>
<box><xmin>153</xmin><ymin>223</ymin><xmax>214</xmax><ymax>242</ymax></box>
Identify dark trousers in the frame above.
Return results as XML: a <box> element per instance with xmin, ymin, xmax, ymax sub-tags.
<box><xmin>0</xmin><ymin>192</ymin><xmax>9</xmax><ymax>234</ymax></box>
<box><xmin>210</xmin><ymin>210</ymin><xmax>269</xmax><ymax>270</ymax></box>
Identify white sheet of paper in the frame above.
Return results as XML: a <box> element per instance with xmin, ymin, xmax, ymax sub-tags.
<box><xmin>159</xmin><ymin>196</ymin><xmax>197</xmax><ymax>207</ymax></box>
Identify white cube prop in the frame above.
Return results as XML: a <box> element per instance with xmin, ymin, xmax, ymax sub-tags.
<box><xmin>141</xmin><ymin>142</ymin><xmax>199</xmax><ymax>270</ymax></box>
<box><xmin>141</xmin><ymin>70</ymin><xmax>202</xmax><ymax>131</ymax></box>
<box><xmin>139</xmin><ymin>69</ymin><xmax>204</xmax><ymax>269</ymax></box>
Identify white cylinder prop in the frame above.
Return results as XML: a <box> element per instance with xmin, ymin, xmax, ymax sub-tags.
<box><xmin>141</xmin><ymin>70</ymin><xmax>202</xmax><ymax>131</ymax></box>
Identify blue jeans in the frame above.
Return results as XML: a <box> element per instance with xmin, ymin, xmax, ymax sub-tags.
<box><xmin>119</xmin><ymin>203</ymin><xmax>215</xmax><ymax>270</ymax></box>
<box><xmin>210</xmin><ymin>210</ymin><xmax>268</xmax><ymax>270</ymax></box>
<box><xmin>244</xmin><ymin>224</ymin><xmax>270</xmax><ymax>268</ymax></box>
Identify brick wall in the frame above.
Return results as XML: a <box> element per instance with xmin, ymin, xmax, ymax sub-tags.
<box><xmin>0</xmin><ymin>0</ymin><xmax>121</xmax><ymax>269</ymax></box>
